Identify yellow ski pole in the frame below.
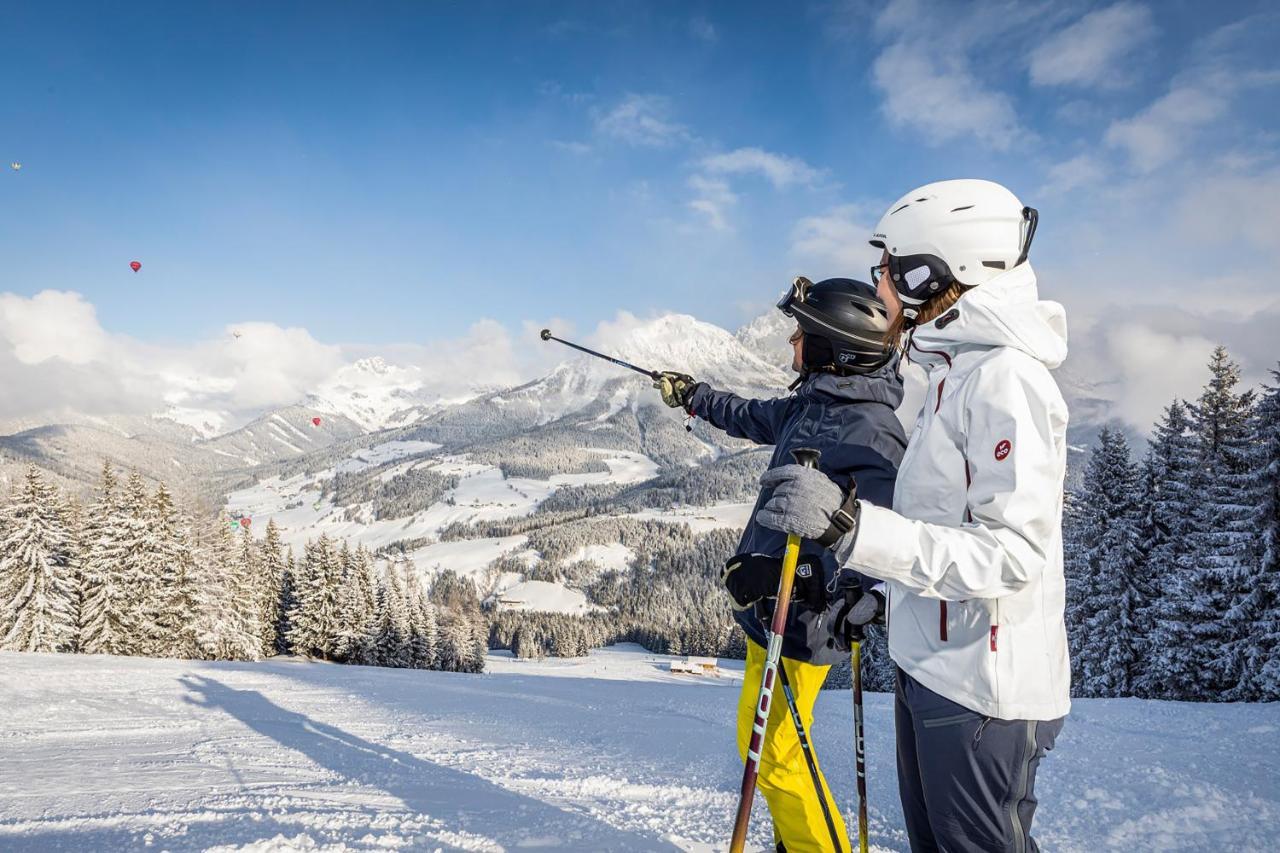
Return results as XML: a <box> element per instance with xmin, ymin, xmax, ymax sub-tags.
<box><xmin>729</xmin><ymin>448</ymin><xmax>820</xmax><ymax>853</ymax></box>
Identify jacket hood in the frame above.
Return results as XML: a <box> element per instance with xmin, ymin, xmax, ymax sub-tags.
<box><xmin>910</xmin><ymin>263</ymin><xmax>1068</xmax><ymax>370</ymax></box>
<box><xmin>799</xmin><ymin>354</ymin><xmax>905</xmax><ymax>409</ymax></box>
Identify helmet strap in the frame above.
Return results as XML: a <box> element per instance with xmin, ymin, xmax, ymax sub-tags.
<box><xmin>1016</xmin><ymin>206</ymin><xmax>1038</xmax><ymax>266</ymax></box>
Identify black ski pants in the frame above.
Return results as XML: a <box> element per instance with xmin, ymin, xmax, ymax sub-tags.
<box><xmin>895</xmin><ymin>668</ymin><xmax>1063</xmax><ymax>853</ymax></box>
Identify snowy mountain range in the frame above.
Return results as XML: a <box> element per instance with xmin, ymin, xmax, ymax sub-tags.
<box><xmin>0</xmin><ymin>308</ymin><xmax>1121</xmax><ymax>502</ymax></box>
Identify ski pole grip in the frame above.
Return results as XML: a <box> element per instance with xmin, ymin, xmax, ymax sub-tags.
<box><xmin>791</xmin><ymin>448</ymin><xmax>821</xmax><ymax>469</ymax></box>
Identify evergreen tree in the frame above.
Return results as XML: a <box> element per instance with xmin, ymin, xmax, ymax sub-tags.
<box><xmin>1134</xmin><ymin>401</ymin><xmax>1202</xmax><ymax>698</ymax></box>
<box><xmin>61</xmin><ymin>494</ymin><xmax>87</xmax><ymax>652</ymax></box>
<box><xmin>1073</xmin><ymin>428</ymin><xmax>1145</xmax><ymax>697</ymax></box>
<box><xmin>276</xmin><ymin>548</ymin><xmax>298</xmax><ymax>655</ymax></box>
<box><xmin>234</xmin><ymin>527</ymin><xmax>264</xmax><ymax>656</ymax></box>
<box><xmin>405</xmin><ymin>569</ymin><xmax>437</xmax><ymax>668</ymax></box>
<box><xmin>195</xmin><ymin>516</ymin><xmax>259</xmax><ymax>660</ymax></box>
<box><xmin>79</xmin><ymin>461</ymin><xmax>131</xmax><ymax>655</ymax></box>
<box><xmin>113</xmin><ymin>471</ymin><xmax>160</xmax><ymax>655</ymax></box>
<box><xmin>286</xmin><ymin>533</ymin><xmax>344</xmax><ymax>658</ymax></box>
<box><xmin>437</xmin><ymin>612</ymin><xmax>480</xmax><ymax>672</ymax></box>
<box><xmin>333</xmin><ymin>542</ymin><xmax>377</xmax><ymax>664</ymax></box>
<box><xmin>148</xmin><ymin>483</ymin><xmax>200</xmax><ymax>658</ymax></box>
<box><xmin>1235</xmin><ymin>365</ymin><xmax>1280</xmax><ymax>700</ymax></box>
<box><xmin>373</xmin><ymin>564</ymin><xmax>412</xmax><ymax>667</ymax></box>
<box><xmin>257</xmin><ymin>520</ymin><xmax>287</xmax><ymax>657</ymax></box>
<box><xmin>0</xmin><ymin>466</ymin><xmax>77</xmax><ymax>652</ymax></box>
<box><xmin>1187</xmin><ymin>347</ymin><xmax>1256</xmax><ymax>698</ymax></box>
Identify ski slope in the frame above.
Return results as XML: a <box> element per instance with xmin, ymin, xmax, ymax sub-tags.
<box><xmin>2</xmin><ymin>648</ymin><xmax>1277</xmax><ymax>852</ymax></box>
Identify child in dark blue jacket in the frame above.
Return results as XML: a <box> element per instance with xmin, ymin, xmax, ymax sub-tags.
<box><xmin>656</xmin><ymin>277</ymin><xmax>906</xmax><ymax>850</ymax></box>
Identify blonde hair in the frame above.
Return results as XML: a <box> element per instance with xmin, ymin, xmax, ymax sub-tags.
<box><xmin>885</xmin><ymin>281</ymin><xmax>973</xmax><ymax>351</ymax></box>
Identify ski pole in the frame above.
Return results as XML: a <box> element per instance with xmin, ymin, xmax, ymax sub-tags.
<box><xmin>730</xmin><ymin>447</ymin><xmax>821</xmax><ymax>853</ymax></box>
<box><xmin>851</xmin><ymin>639</ymin><xmax>868</xmax><ymax>853</ymax></box>
<box><xmin>539</xmin><ymin>329</ymin><xmax>661</xmax><ymax>380</ymax></box>
<box><xmin>777</xmin><ymin>661</ymin><xmax>844</xmax><ymax>852</ymax></box>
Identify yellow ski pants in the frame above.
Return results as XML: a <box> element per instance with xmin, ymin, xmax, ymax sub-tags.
<box><xmin>736</xmin><ymin>639</ymin><xmax>850</xmax><ymax>852</ymax></box>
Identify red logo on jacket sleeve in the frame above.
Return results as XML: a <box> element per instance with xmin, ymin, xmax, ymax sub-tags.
<box><xmin>994</xmin><ymin>439</ymin><xmax>1012</xmax><ymax>461</ymax></box>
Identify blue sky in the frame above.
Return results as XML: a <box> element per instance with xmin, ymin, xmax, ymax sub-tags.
<box><xmin>1</xmin><ymin>1</ymin><xmax>1278</xmax><ymax>426</ymax></box>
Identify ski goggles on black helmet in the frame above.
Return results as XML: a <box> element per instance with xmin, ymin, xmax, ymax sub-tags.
<box><xmin>775</xmin><ymin>276</ymin><xmax>812</xmax><ymax>316</ymax></box>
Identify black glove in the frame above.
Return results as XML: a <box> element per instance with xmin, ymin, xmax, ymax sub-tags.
<box><xmin>654</xmin><ymin>371</ymin><xmax>700</xmax><ymax>411</ymax></box>
<box><xmin>721</xmin><ymin>552</ymin><xmax>826</xmax><ymax>613</ymax></box>
<box><xmin>822</xmin><ymin>586</ymin><xmax>884</xmax><ymax>653</ymax></box>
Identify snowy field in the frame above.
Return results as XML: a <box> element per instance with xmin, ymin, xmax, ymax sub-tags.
<box><xmin>2</xmin><ymin>648</ymin><xmax>1278</xmax><ymax>852</ymax></box>
<box><xmin>225</xmin><ymin>443</ymin><xmax>662</xmax><ymax>560</ymax></box>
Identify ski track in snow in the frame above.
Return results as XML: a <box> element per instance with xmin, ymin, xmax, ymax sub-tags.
<box><xmin>2</xmin><ymin>648</ymin><xmax>1277</xmax><ymax>852</ymax></box>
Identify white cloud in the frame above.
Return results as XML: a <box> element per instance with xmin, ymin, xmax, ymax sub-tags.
<box><xmin>1103</xmin><ymin>324</ymin><xmax>1218</xmax><ymax>429</ymax></box>
<box><xmin>871</xmin><ymin>41</ymin><xmax>1023</xmax><ymax>150</ymax></box>
<box><xmin>1175</xmin><ymin>167</ymin><xmax>1280</xmax><ymax>255</ymax></box>
<box><xmin>700</xmin><ymin>147</ymin><xmax>820</xmax><ymax>189</ymax></box>
<box><xmin>0</xmin><ymin>291</ymin><xmax>110</xmax><ymax>365</ymax></box>
<box><xmin>550</xmin><ymin>140</ymin><xmax>592</xmax><ymax>155</ymax></box>
<box><xmin>689</xmin><ymin>16</ymin><xmax>717</xmax><ymax>43</ymax></box>
<box><xmin>1104</xmin><ymin>76</ymin><xmax>1233</xmax><ymax>172</ymax></box>
<box><xmin>687</xmin><ymin>175</ymin><xmax>737</xmax><ymax>232</ymax></box>
<box><xmin>0</xmin><ymin>290</ymin><xmax>559</xmax><ymax>427</ymax></box>
<box><xmin>1103</xmin><ymin>13</ymin><xmax>1280</xmax><ymax>174</ymax></box>
<box><xmin>595</xmin><ymin>94</ymin><xmax>688</xmax><ymax>147</ymax></box>
<box><xmin>789</xmin><ymin>205</ymin><xmax>881</xmax><ymax>277</ymax></box>
<box><xmin>1040</xmin><ymin>153</ymin><xmax>1106</xmax><ymax>196</ymax></box>
<box><xmin>1029</xmin><ymin>2</ymin><xmax>1155</xmax><ymax>88</ymax></box>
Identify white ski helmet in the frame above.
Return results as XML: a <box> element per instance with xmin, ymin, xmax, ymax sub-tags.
<box><xmin>869</xmin><ymin>179</ymin><xmax>1038</xmax><ymax>317</ymax></box>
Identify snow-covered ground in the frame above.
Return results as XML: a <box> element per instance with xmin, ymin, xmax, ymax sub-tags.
<box><xmin>224</xmin><ymin>442</ymin><xmax>681</xmax><ymax>616</ymax></box>
<box><xmin>225</xmin><ymin>444</ymin><xmax>661</xmax><ymax>559</ymax></box>
<box><xmin>2</xmin><ymin>648</ymin><xmax>1277</xmax><ymax>852</ymax></box>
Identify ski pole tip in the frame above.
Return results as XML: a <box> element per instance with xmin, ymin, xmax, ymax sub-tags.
<box><xmin>539</xmin><ymin>328</ymin><xmax>552</xmax><ymax>341</ymax></box>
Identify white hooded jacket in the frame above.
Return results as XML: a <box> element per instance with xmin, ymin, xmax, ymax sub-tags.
<box><xmin>834</xmin><ymin>263</ymin><xmax>1072</xmax><ymax>721</ymax></box>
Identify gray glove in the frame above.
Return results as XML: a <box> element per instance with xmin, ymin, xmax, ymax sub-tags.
<box><xmin>756</xmin><ymin>464</ymin><xmax>855</xmax><ymax>545</ymax></box>
<box><xmin>824</xmin><ymin>588</ymin><xmax>884</xmax><ymax>653</ymax></box>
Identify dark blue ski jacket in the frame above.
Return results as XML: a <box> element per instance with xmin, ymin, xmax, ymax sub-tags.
<box><xmin>688</xmin><ymin>363</ymin><xmax>907</xmax><ymax>665</ymax></box>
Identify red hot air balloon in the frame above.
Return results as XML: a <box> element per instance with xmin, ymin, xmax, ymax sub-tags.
<box><xmin>312</xmin><ymin>417</ymin><xmax>322</xmax><ymax>427</ymax></box>
<box><xmin>130</xmin><ymin>261</ymin><xmax>141</xmax><ymax>272</ymax></box>
<box><xmin>239</xmin><ymin>517</ymin><xmax>252</xmax><ymax>528</ymax></box>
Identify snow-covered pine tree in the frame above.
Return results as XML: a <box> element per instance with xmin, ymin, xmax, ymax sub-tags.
<box><xmin>0</xmin><ymin>466</ymin><xmax>78</xmax><ymax>652</ymax></box>
<box><xmin>436</xmin><ymin>611</ymin><xmax>483</xmax><ymax>672</ymax></box>
<box><xmin>286</xmin><ymin>533</ymin><xmax>344</xmax><ymax>659</ymax></box>
<box><xmin>1187</xmin><ymin>346</ymin><xmax>1256</xmax><ymax>699</ymax></box>
<box><xmin>61</xmin><ymin>494</ymin><xmax>86</xmax><ymax>652</ymax></box>
<box><xmin>148</xmin><ymin>482</ymin><xmax>200</xmax><ymax>658</ymax></box>
<box><xmin>1063</xmin><ymin>480</ymin><xmax>1098</xmax><ymax>691</ymax></box>
<box><xmin>1136</xmin><ymin>401</ymin><xmax>1204</xmax><ymax>700</ymax></box>
<box><xmin>275</xmin><ymin>548</ymin><xmax>297</xmax><ymax>655</ymax></box>
<box><xmin>464</xmin><ymin>614</ymin><xmax>489</xmax><ymax>673</ymax></box>
<box><xmin>257</xmin><ymin>519</ymin><xmax>287</xmax><ymax>657</ymax></box>
<box><xmin>405</xmin><ymin>569</ymin><xmax>438</xmax><ymax>669</ymax></box>
<box><xmin>78</xmin><ymin>461</ymin><xmax>128</xmax><ymax>655</ymax></box>
<box><xmin>1073</xmin><ymin>428</ymin><xmax>1145</xmax><ymax>697</ymax></box>
<box><xmin>373</xmin><ymin>563</ymin><xmax>412</xmax><ymax>668</ymax></box>
<box><xmin>333</xmin><ymin>542</ymin><xmax>372</xmax><ymax>663</ymax></box>
<box><xmin>1233</xmin><ymin>365</ymin><xmax>1280</xmax><ymax>701</ymax></box>
<box><xmin>234</xmin><ymin>527</ymin><xmax>264</xmax><ymax>657</ymax></box>
<box><xmin>112</xmin><ymin>471</ymin><xmax>161</xmax><ymax>655</ymax></box>
<box><xmin>195</xmin><ymin>516</ymin><xmax>259</xmax><ymax>660</ymax></box>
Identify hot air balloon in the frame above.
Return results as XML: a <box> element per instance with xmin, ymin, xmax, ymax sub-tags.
<box><xmin>240</xmin><ymin>517</ymin><xmax>252</xmax><ymax>528</ymax></box>
<box><xmin>311</xmin><ymin>417</ymin><xmax>322</xmax><ymax>427</ymax></box>
<box><xmin>130</xmin><ymin>261</ymin><xmax>141</xmax><ymax>272</ymax></box>
<box><xmin>9</xmin><ymin>163</ymin><xmax>20</xmax><ymax>171</ymax></box>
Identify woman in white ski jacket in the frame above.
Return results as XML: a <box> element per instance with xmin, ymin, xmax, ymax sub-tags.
<box><xmin>756</xmin><ymin>179</ymin><xmax>1070</xmax><ymax>853</ymax></box>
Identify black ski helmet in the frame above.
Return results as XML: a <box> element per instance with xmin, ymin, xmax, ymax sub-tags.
<box><xmin>776</xmin><ymin>276</ymin><xmax>892</xmax><ymax>374</ymax></box>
